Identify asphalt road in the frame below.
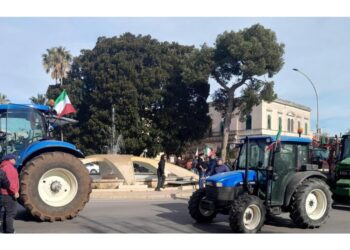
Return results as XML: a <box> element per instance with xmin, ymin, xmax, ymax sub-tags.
<box><xmin>13</xmin><ymin>198</ymin><xmax>350</xmax><ymax>233</ymax></box>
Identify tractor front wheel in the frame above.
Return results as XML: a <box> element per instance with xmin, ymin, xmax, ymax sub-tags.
<box><xmin>188</xmin><ymin>189</ymin><xmax>217</xmax><ymax>223</ymax></box>
<box><xmin>290</xmin><ymin>178</ymin><xmax>332</xmax><ymax>228</ymax></box>
<box><xmin>229</xmin><ymin>194</ymin><xmax>266</xmax><ymax>233</ymax></box>
<box><xmin>20</xmin><ymin>152</ymin><xmax>92</xmax><ymax>221</ymax></box>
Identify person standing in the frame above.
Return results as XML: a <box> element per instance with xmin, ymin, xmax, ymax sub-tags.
<box><xmin>206</xmin><ymin>155</ymin><xmax>217</xmax><ymax>177</ymax></box>
<box><xmin>155</xmin><ymin>154</ymin><xmax>166</xmax><ymax>191</ymax></box>
<box><xmin>0</xmin><ymin>154</ymin><xmax>19</xmax><ymax>233</ymax></box>
<box><xmin>212</xmin><ymin>158</ymin><xmax>230</xmax><ymax>175</ymax></box>
<box><xmin>196</xmin><ymin>153</ymin><xmax>208</xmax><ymax>188</ymax></box>
<box><xmin>0</xmin><ymin>166</ymin><xmax>10</xmax><ymax>232</ymax></box>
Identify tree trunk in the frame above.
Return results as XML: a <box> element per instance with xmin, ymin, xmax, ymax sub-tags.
<box><xmin>221</xmin><ymin>91</ymin><xmax>235</xmax><ymax>161</ymax></box>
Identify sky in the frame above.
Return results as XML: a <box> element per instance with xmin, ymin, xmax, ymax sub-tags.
<box><xmin>0</xmin><ymin>17</ymin><xmax>349</xmax><ymax>136</ymax></box>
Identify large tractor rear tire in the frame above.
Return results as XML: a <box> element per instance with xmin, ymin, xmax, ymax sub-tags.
<box><xmin>188</xmin><ymin>189</ymin><xmax>217</xmax><ymax>223</ymax></box>
<box><xmin>290</xmin><ymin>178</ymin><xmax>332</xmax><ymax>228</ymax></box>
<box><xmin>229</xmin><ymin>194</ymin><xmax>266</xmax><ymax>233</ymax></box>
<box><xmin>19</xmin><ymin>152</ymin><xmax>92</xmax><ymax>222</ymax></box>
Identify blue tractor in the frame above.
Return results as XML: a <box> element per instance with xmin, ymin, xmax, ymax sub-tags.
<box><xmin>0</xmin><ymin>104</ymin><xmax>91</xmax><ymax>221</ymax></box>
<box><xmin>188</xmin><ymin>136</ymin><xmax>332</xmax><ymax>233</ymax></box>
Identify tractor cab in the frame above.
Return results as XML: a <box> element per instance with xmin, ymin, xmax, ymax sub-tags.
<box><xmin>332</xmin><ymin>134</ymin><xmax>350</xmax><ymax>201</ymax></box>
<box><xmin>0</xmin><ymin>104</ymin><xmax>49</xmax><ymax>159</ymax></box>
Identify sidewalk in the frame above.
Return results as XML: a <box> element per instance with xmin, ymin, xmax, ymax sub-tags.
<box><xmin>90</xmin><ymin>187</ymin><xmax>196</xmax><ymax>200</ymax></box>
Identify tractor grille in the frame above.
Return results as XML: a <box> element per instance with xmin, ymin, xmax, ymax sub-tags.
<box><xmin>204</xmin><ymin>186</ymin><xmax>241</xmax><ymax>201</ymax></box>
<box><xmin>205</xmin><ymin>186</ymin><xmax>218</xmax><ymax>200</ymax></box>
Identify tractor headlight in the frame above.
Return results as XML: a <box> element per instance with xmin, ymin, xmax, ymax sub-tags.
<box><xmin>216</xmin><ymin>182</ymin><xmax>223</xmax><ymax>187</ymax></box>
<box><xmin>206</xmin><ymin>181</ymin><xmax>213</xmax><ymax>186</ymax></box>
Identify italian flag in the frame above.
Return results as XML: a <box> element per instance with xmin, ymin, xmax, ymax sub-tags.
<box><xmin>54</xmin><ymin>90</ymin><xmax>76</xmax><ymax>117</ymax></box>
<box><xmin>267</xmin><ymin>124</ymin><xmax>282</xmax><ymax>151</ymax></box>
<box><xmin>204</xmin><ymin>145</ymin><xmax>212</xmax><ymax>156</ymax></box>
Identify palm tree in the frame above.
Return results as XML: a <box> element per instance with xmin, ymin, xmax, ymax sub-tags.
<box><xmin>42</xmin><ymin>46</ymin><xmax>73</xmax><ymax>85</ymax></box>
<box><xmin>30</xmin><ymin>94</ymin><xmax>47</xmax><ymax>105</ymax></box>
<box><xmin>0</xmin><ymin>93</ymin><xmax>10</xmax><ymax>104</ymax></box>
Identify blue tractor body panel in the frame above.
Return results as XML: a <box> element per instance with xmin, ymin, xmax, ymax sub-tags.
<box><xmin>241</xmin><ymin>135</ymin><xmax>311</xmax><ymax>144</ymax></box>
<box><xmin>16</xmin><ymin>140</ymin><xmax>84</xmax><ymax>168</ymax></box>
<box><xmin>0</xmin><ymin>103</ymin><xmax>50</xmax><ymax>113</ymax></box>
<box><xmin>206</xmin><ymin>170</ymin><xmax>257</xmax><ymax>188</ymax></box>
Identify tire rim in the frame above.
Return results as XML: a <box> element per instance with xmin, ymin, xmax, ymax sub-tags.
<box><xmin>199</xmin><ymin>197</ymin><xmax>215</xmax><ymax>217</ymax></box>
<box><xmin>38</xmin><ymin>168</ymin><xmax>78</xmax><ymax>207</ymax></box>
<box><xmin>305</xmin><ymin>188</ymin><xmax>327</xmax><ymax>220</ymax></box>
<box><xmin>243</xmin><ymin>204</ymin><xmax>261</xmax><ymax>230</ymax></box>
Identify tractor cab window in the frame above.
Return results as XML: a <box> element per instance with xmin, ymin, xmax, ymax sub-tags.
<box><xmin>342</xmin><ymin>138</ymin><xmax>350</xmax><ymax>160</ymax></box>
<box><xmin>0</xmin><ymin>108</ymin><xmax>46</xmax><ymax>159</ymax></box>
<box><xmin>274</xmin><ymin>144</ymin><xmax>296</xmax><ymax>171</ymax></box>
<box><xmin>238</xmin><ymin>140</ymin><xmax>270</xmax><ymax>169</ymax></box>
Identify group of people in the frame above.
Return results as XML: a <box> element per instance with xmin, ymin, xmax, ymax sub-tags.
<box><xmin>193</xmin><ymin>153</ymin><xmax>231</xmax><ymax>188</ymax></box>
<box><xmin>0</xmin><ymin>154</ymin><xmax>19</xmax><ymax>233</ymax></box>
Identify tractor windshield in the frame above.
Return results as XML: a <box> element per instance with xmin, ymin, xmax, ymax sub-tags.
<box><xmin>0</xmin><ymin>106</ymin><xmax>47</xmax><ymax>159</ymax></box>
<box><xmin>341</xmin><ymin>137</ymin><xmax>350</xmax><ymax>160</ymax></box>
<box><xmin>238</xmin><ymin>139</ymin><xmax>270</xmax><ymax>169</ymax></box>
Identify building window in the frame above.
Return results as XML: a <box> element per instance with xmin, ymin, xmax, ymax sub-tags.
<box><xmin>278</xmin><ymin>117</ymin><xmax>282</xmax><ymax>131</ymax></box>
<box><xmin>305</xmin><ymin>123</ymin><xmax>308</xmax><ymax>135</ymax></box>
<box><xmin>287</xmin><ymin>118</ymin><xmax>291</xmax><ymax>132</ymax></box>
<box><xmin>298</xmin><ymin>121</ymin><xmax>301</xmax><ymax>130</ymax></box>
<box><xmin>267</xmin><ymin>115</ymin><xmax>271</xmax><ymax>130</ymax></box>
<box><xmin>291</xmin><ymin>119</ymin><xmax>294</xmax><ymax>132</ymax></box>
<box><xmin>246</xmin><ymin>115</ymin><xmax>252</xmax><ymax>130</ymax></box>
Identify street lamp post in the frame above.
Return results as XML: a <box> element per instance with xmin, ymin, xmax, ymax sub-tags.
<box><xmin>293</xmin><ymin>68</ymin><xmax>320</xmax><ymax>135</ymax></box>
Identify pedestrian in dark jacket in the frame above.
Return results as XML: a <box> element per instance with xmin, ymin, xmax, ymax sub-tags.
<box><xmin>206</xmin><ymin>155</ymin><xmax>217</xmax><ymax>177</ymax></box>
<box><xmin>212</xmin><ymin>158</ymin><xmax>230</xmax><ymax>175</ymax></box>
<box><xmin>196</xmin><ymin>154</ymin><xmax>208</xmax><ymax>188</ymax></box>
<box><xmin>0</xmin><ymin>154</ymin><xmax>19</xmax><ymax>233</ymax></box>
<box><xmin>155</xmin><ymin>154</ymin><xmax>166</xmax><ymax>191</ymax></box>
<box><xmin>0</xmin><ymin>167</ymin><xmax>10</xmax><ymax>233</ymax></box>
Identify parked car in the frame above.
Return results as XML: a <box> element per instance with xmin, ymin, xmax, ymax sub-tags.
<box><xmin>85</xmin><ymin>163</ymin><xmax>100</xmax><ymax>175</ymax></box>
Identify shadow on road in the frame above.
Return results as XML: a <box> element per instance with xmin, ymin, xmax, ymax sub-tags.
<box><xmin>155</xmin><ymin>202</ymin><xmax>232</xmax><ymax>233</ymax></box>
<box><xmin>332</xmin><ymin>202</ymin><xmax>350</xmax><ymax>211</ymax></box>
<box><xmin>15</xmin><ymin>205</ymin><xmax>41</xmax><ymax>222</ymax></box>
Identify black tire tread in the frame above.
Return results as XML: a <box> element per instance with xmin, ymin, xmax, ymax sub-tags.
<box><xmin>229</xmin><ymin>194</ymin><xmax>266</xmax><ymax>233</ymax></box>
<box><xmin>188</xmin><ymin>189</ymin><xmax>217</xmax><ymax>223</ymax></box>
<box><xmin>289</xmin><ymin>178</ymin><xmax>332</xmax><ymax>228</ymax></box>
<box><xmin>20</xmin><ymin>152</ymin><xmax>92</xmax><ymax>222</ymax></box>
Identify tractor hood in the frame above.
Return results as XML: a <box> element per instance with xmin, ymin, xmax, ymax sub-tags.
<box><xmin>339</xmin><ymin>157</ymin><xmax>350</xmax><ymax>166</ymax></box>
<box><xmin>206</xmin><ymin>170</ymin><xmax>257</xmax><ymax>188</ymax></box>
<box><xmin>337</xmin><ymin>157</ymin><xmax>350</xmax><ymax>172</ymax></box>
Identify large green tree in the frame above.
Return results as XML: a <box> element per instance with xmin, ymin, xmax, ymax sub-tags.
<box><xmin>47</xmin><ymin>33</ymin><xmax>212</xmax><ymax>156</ymax></box>
<box><xmin>211</xmin><ymin>24</ymin><xmax>285</xmax><ymax>160</ymax></box>
<box><xmin>42</xmin><ymin>46</ymin><xmax>73</xmax><ymax>85</ymax></box>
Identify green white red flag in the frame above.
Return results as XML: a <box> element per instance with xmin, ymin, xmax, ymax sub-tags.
<box><xmin>266</xmin><ymin>123</ymin><xmax>282</xmax><ymax>151</ymax></box>
<box><xmin>54</xmin><ymin>90</ymin><xmax>76</xmax><ymax>117</ymax></box>
<box><xmin>204</xmin><ymin>145</ymin><xmax>212</xmax><ymax>156</ymax></box>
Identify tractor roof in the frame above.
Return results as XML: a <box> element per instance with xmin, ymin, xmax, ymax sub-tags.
<box><xmin>0</xmin><ymin>103</ymin><xmax>50</xmax><ymax>113</ymax></box>
<box><xmin>241</xmin><ymin>135</ymin><xmax>312</xmax><ymax>144</ymax></box>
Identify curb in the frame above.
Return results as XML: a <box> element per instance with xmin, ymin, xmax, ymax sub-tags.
<box><xmin>90</xmin><ymin>189</ymin><xmax>195</xmax><ymax>200</ymax></box>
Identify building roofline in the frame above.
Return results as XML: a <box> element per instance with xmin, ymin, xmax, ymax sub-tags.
<box><xmin>208</xmin><ymin>98</ymin><xmax>311</xmax><ymax>112</ymax></box>
<box><xmin>273</xmin><ymin>98</ymin><xmax>311</xmax><ymax>112</ymax></box>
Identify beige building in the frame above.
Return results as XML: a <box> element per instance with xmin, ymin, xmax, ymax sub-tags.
<box><xmin>204</xmin><ymin>98</ymin><xmax>312</xmax><ymax>151</ymax></box>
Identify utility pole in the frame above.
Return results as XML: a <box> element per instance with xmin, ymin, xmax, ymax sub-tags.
<box><xmin>293</xmin><ymin>68</ymin><xmax>320</xmax><ymax>135</ymax></box>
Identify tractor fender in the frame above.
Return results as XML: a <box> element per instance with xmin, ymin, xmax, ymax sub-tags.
<box><xmin>283</xmin><ymin>171</ymin><xmax>328</xmax><ymax>207</ymax></box>
<box><xmin>17</xmin><ymin>140</ymin><xmax>84</xmax><ymax>170</ymax></box>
